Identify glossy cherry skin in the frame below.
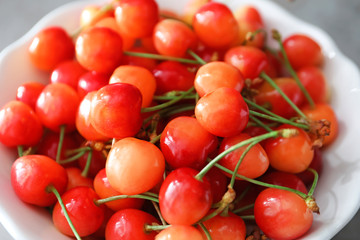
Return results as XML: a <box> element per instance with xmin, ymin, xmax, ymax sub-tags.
<box><xmin>28</xmin><ymin>26</ymin><xmax>74</xmax><ymax>71</ymax></box>
<box><xmin>106</xmin><ymin>208</ymin><xmax>160</xmax><ymax>240</ymax></box>
<box><xmin>16</xmin><ymin>82</ymin><xmax>45</xmax><ymax>110</ymax></box>
<box><xmin>283</xmin><ymin>34</ymin><xmax>323</xmax><ymax>70</ymax></box>
<box><xmin>156</xmin><ymin>225</ymin><xmax>203</xmax><ymax>240</ymax></box>
<box><xmin>76</xmin><ymin>91</ymin><xmax>109</xmax><ymax>141</ymax></box>
<box><xmin>218</xmin><ymin>133</ymin><xmax>269</xmax><ymax>179</ymax></box>
<box><xmin>106</xmin><ymin>137</ymin><xmax>165</xmax><ymax>195</ymax></box>
<box><xmin>153</xmin><ymin>19</ymin><xmax>197</xmax><ymax>57</ymax></box>
<box><xmin>160</xmin><ymin>116</ymin><xmax>218</xmax><ymax>170</ymax></box>
<box><xmin>205</xmin><ymin>167</ymin><xmax>228</xmax><ymax>203</ymax></box>
<box><xmin>159</xmin><ymin>167</ymin><xmax>213</xmax><ymax>225</ymax></box>
<box><xmin>254</xmin><ymin>188</ymin><xmax>313</xmax><ymax>240</ymax></box>
<box><xmin>198</xmin><ymin>211</ymin><xmax>246</xmax><ymax>240</ymax></box>
<box><xmin>296</xmin><ymin>147</ymin><xmax>323</xmax><ymax>186</ymax></box>
<box><xmin>90</xmin><ymin>83</ymin><xmax>142</xmax><ymax>139</ymax></box>
<box><xmin>183</xmin><ymin>0</ymin><xmax>211</xmax><ymax>25</ymax></box>
<box><xmin>265</xmin><ymin>125</ymin><xmax>314</xmax><ymax>174</ymax></box>
<box><xmin>109</xmin><ymin>65</ymin><xmax>156</xmax><ymax>108</ymax></box>
<box><xmin>254</xmin><ymin>77</ymin><xmax>304</xmax><ymax>119</ymax></box>
<box><xmin>297</xmin><ymin>66</ymin><xmax>327</xmax><ymax>104</ymax></box>
<box><xmin>11</xmin><ymin>154</ymin><xmax>68</xmax><ymax>206</ymax></box>
<box><xmin>153</xmin><ymin>61</ymin><xmax>195</xmax><ymax>94</ymax></box>
<box><xmin>65</xmin><ymin>167</ymin><xmax>93</xmax><ymax>190</ymax></box>
<box><xmin>36</xmin><ymin>83</ymin><xmax>80</xmax><ymax>132</ymax></box>
<box><xmin>259</xmin><ymin>171</ymin><xmax>308</xmax><ymax>194</ymax></box>
<box><xmin>193</xmin><ymin>2</ymin><xmax>238</xmax><ymax>49</ymax></box>
<box><xmin>195</xmin><ymin>87</ymin><xmax>249</xmax><ymax>137</ymax></box>
<box><xmin>75</xmin><ymin>27</ymin><xmax>123</xmax><ymax>74</ymax></box>
<box><xmin>77</xmin><ymin>71</ymin><xmax>109</xmax><ymax>99</ymax></box>
<box><xmin>94</xmin><ymin>169</ymin><xmax>144</xmax><ymax>211</ymax></box>
<box><xmin>0</xmin><ymin>101</ymin><xmax>43</xmax><ymax>147</ymax></box>
<box><xmin>50</xmin><ymin>60</ymin><xmax>87</xmax><ymax>90</ymax></box>
<box><xmin>52</xmin><ymin>186</ymin><xmax>105</xmax><ymax>237</ymax></box>
<box><xmin>114</xmin><ymin>0</ymin><xmax>159</xmax><ymax>39</ymax></box>
<box><xmin>194</xmin><ymin>61</ymin><xmax>245</xmax><ymax>97</ymax></box>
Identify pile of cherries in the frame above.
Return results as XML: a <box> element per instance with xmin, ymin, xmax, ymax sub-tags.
<box><xmin>0</xmin><ymin>0</ymin><xmax>339</xmax><ymax>239</ymax></box>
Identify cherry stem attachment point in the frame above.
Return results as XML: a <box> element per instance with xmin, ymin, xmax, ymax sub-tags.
<box><xmin>17</xmin><ymin>145</ymin><xmax>24</xmax><ymax>157</ymax></box>
<box><xmin>46</xmin><ymin>185</ymin><xmax>82</xmax><ymax>240</ymax></box>
<box><xmin>56</xmin><ymin>125</ymin><xmax>66</xmax><ymax>163</ymax></box>
<box><xmin>123</xmin><ymin>51</ymin><xmax>202</xmax><ymax>65</ymax></box>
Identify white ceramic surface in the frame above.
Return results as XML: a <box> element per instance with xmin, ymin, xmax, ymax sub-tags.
<box><xmin>0</xmin><ymin>0</ymin><xmax>360</xmax><ymax>239</ymax></box>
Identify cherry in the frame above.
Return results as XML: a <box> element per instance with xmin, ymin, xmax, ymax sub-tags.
<box><xmin>75</xmin><ymin>26</ymin><xmax>123</xmax><ymax>74</ymax></box>
<box><xmin>194</xmin><ymin>61</ymin><xmax>245</xmax><ymax>97</ymax></box>
<box><xmin>77</xmin><ymin>71</ymin><xmax>109</xmax><ymax>99</ymax></box>
<box><xmin>198</xmin><ymin>211</ymin><xmax>246</xmax><ymax>240</ymax></box>
<box><xmin>16</xmin><ymin>81</ymin><xmax>45</xmax><ymax>110</ymax></box>
<box><xmin>218</xmin><ymin>133</ymin><xmax>269</xmax><ymax>179</ymax></box>
<box><xmin>283</xmin><ymin>34</ymin><xmax>323</xmax><ymax>70</ymax></box>
<box><xmin>90</xmin><ymin>83</ymin><xmax>142</xmax><ymax>139</ymax></box>
<box><xmin>0</xmin><ymin>101</ymin><xmax>43</xmax><ymax>147</ymax></box>
<box><xmin>156</xmin><ymin>225</ymin><xmax>203</xmax><ymax>240</ymax></box>
<box><xmin>11</xmin><ymin>154</ymin><xmax>68</xmax><ymax>206</ymax></box>
<box><xmin>28</xmin><ymin>26</ymin><xmax>74</xmax><ymax>71</ymax></box>
<box><xmin>109</xmin><ymin>65</ymin><xmax>157</xmax><ymax>108</ymax></box>
<box><xmin>297</xmin><ymin>66</ymin><xmax>328</xmax><ymax>104</ymax></box>
<box><xmin>204</xmin><ymin>167</ymin><xmax>228</xmax><ymax>203</ymax></box>
<box><xmin>105</xmin><ymin>208</ymin><xmax>160</xmax><ymax>240</ymax></box>
<box><xmin>94</xmin><ymin>169</ymin><xmax>144</xmax><ymax>212</ymax></box>
<box><xmin>159</xmin><ymin>167</ymin><xmax>212</xmax><ymax>225</ymax></box>
<box><xmin>260</xmin><ymin>171</ymin><xmax>308</xmax><ymax>194</ymax></box>
<box><xmin>50</xmin><ymin>60</ymin><xmax>87</xmax><ymax>90</ymax></box>
<box><xmin>153</xmin><ymin>60</ymin><xmax>195</xmax><ymax>95</ymax></box>
<box><xmin>297</xmin><ymin>147</ymin><xmax>323</xmax><ymax>186</ymax></box>
<box><xmin>114</xmin><ymin>0</ymin><xmax>159</xmax><ymax>39</ymax></box>
<box><xmin>80</xmin><ymin>5</ymin><xmax>114</xmax><ymax>27</ymax></box>
<box><xmin>121</xmin><ymin>46</ymin><xmax>158</xmax><ymax>71</ymax></box>
<box><xmin>254</xmin><ymin>188</ymin><xmax>313</xmax><ymax>240</ymax></box>
<box><xmin>153</xmin><ymin>19</ymin><xmax>197</xmax><ymax>57</ymax></box>
<box><xmin>193</xmin><ymin>2</ymin><xmax>238</xmax><ymax>49</ymax></box>
<box><xmin>195</xmin><ymin>87</ymin><xmax>249</xmax><ymax>137</ymax></box>
<box><xmin>106</xmin><ymin>137</ymin><xmax>165</xmax><ymax>195</ymax></box>
<box><xmin>52</xmin><ymin>186</ymin><xmax>105</xmax><ymax>237</ymax></box>
<box><xmin>264</xmin><ymin>124</ymin><xmax>314</xmax><ymax>173</ymax></box>
<box><xmin>78</xmin><ymin>147</ymin><xmax>107</xmax><ymax>178</ymax></box>
<box><xmin>160</xmin><ymin>116</ymin><xmax>218</xmax><ymax>170</ymax></box>
<box><xmin>36</xmin><ymin>83</ymin><xmax>80</xmax><ymax>132</ymax></box>
<box><xmin>65</xmin><ymin>167</ymin><xmax>93</xmax><ymax>190</ymax></box>
<box><xmin>182</xmin><ymin>0</ymin><xmax>211</xmax><ymax>25</ymax></box>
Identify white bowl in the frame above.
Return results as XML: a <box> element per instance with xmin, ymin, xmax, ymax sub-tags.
<box><xmin>1</xmin><ymin>0</ymin><xmax>360</xmax><ymax>239</ymax></box>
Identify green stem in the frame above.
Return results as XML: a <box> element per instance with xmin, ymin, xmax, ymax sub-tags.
<box><xmin>239</xmin><ymin>215</ymin><xmax>255</xmax><ymax>220</ymax></box>
<box><xmin>17</xmin><ymin>145</ymin><xmax>24</xmax><ymax>157</ymax></box>
<box><xmin>142</xmin><ymin>191</ymin><xmax>159</xmax><ymax>198</ymax></box>
<box><xmin>56</xmin><ymin>125</ymin><xmax>66</xmax><ymax>163</ymax></box>
<box><xmin>214</xmin><ymin>163</ymin><xmax>307</xmax><ymax>199</ymax></box>
<box><xmin>81</xmin><ymin>149</ymin><xmax>92</xmax><ymax>177</ymax></box>
<box><xmin>307</xmin><ymin>168</ymin><xmax>319</xmax><ymax>197</ymax></box>
<box><xmin>249</xmin><ymin>115</ymin><xmax>273</xmax><ymax>132</ymax></box>
<box><xmin>150</xmin><ymin>134</ymin><xmax>161</xmax><ymax>144</ymax></box>
<box><xmin>199</xmin><ymin>222</ymin><xmax>212</xmax><ymax>240</ymax></box>
<box><xmin>46</xmin><ymin>185</ymin><xmax>82</xmax><ymax>240</ymax></box>
<box><xmin>187</xmin><ymin>49</ymin><xmax>207</xmax><ymax>65</ymax></box>
<box><xmin>151</xmin><ymin>201</ymin><xmax>167</xmax><ymax>225</ymax></box>
<box><xmin>145</xmin><ymin>224</ymin><xmax>170</xmax><ymax>231</ymax></box>
<box><xmin>65</xmin><ymin>146</ymin><xmax>92</xmax><ymax>156</ymax></box>
<box><xmin>232</xmin><ymin>203</ymin><xmax>255</xmax><ymax>214</ymax></box>
<box><xmin>260</xmin><ymin>72</ymin><xmax>307</xmax><ymax>119</ymax></box>
<box><xmin>141</xmin><ymin>87</ymin><xmax>195</xmax><ymax>113</ymax></box>
<box><xmin>199</xmin><ymin>207</ymin><xmax>224</xmax><ymax>223</ymax></box>
<box><xmin>95</xmin><ymin>194</ymin><xmax>159</xmax><ymax>205</ymax></box>
<box><xmin>272</xmin><ymin>30</ymin><xmax>315</xmax><ymax>108</ymax></box>
<box><xmin>153</xmin><ymin>95</ymin><xmax>197</xmax><ymax>101</ymax></box>
<box><xmin>195</xmin><ymin>129</ymin><xmax>296</xmax><ymax>181</ymax></box>
<box><xmin>59</xmin><ymin>150</ymin><xmax>88</xmax><ymax>164</ymax></box>
<box><xmin>123</xmin><ymin>51</ymin><xmax>202</xmax><ymax>65</ymax></box>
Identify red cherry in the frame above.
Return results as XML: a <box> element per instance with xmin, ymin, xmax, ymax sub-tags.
<box><xmin>77</xmin><ymin>71</ymin><xmax>109</xmax><ymax>99</ymax></box>
<box><xmin>16</xmin><ymin>82</ymin><xmax>45</xmax><ymax>110</ymax></box>
<box><xmin>204</xmin><ymin>167</ymin><xmax>228</xmax><ymax>203</ymax></box>
<box><xmin>11</xmin><ymin>154</ymin><xmax>68</xmax><ymax>206</ymax></box>
<box><xmin>0</xmin><ymin>101</ymin><xmax>43</xmax><ymax>147</ymax></box>
<box><xmin>159</xmin><ymin>167</ymin><xmax>213</xmax><ymax>225</ymax></box>
<box><xmin>296</xmin><ymin>147</ymin><xmax>323</xmax><ymax>186</ymax></box>
<box><xmin>52</xmin><ymin>186</ymin><xmax>105</xmax><ymax>237</ymax></box>
<box><xmin>28</xmin><ymin>27</ymin><xmax>74</xmax><ymax>71</ymax></box>
<box><xmin>156</xmin><ymin>225</ymin><xmax>203</xmax><ymax>240</ymax></box>
<box><xmin>65</xmin><ymin>167</ymin><xmax>93</xmax><ymax>190</ymax></box>
<box><xmin>78</xmin><ymin>147</ymin><xmax>107</xmax><ymax>179</ymax></box>
<box><xmin>296</xmin><ymin>66</ymin><xmax>327</xmax><ymax>104</ymax></box>
<box><xmin>260</xmin><ymin>171</ymin><xmax>308</xmax><ymax>194</ymax></box>
<box><xmin>50</xmin><ymin>60</ymin><xmax>87</xmax><ymax>90</ymax></box>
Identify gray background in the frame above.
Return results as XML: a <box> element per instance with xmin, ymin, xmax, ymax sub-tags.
<box><xmin>0</xmin><ymin>0</ymin><xmax>359</xmax><ymax>239</ymax></box>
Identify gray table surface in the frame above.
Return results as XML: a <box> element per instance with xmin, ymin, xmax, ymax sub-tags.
<box><xmin>0</xmin><ymin>0</ymin><xmax>359</xmax><ymax>239</ymax></box>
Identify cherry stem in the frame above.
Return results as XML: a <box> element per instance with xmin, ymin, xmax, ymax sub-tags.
<box><xmin>123</xmin><ymin>51</ymin><xmax>202</xmax><ymax>65</ymax></box>
<box><xmin>65</xmin><ymin>146</ymin><xmax>92</xmax><ymax>156</ymax></box>
<box><xmin>56</xmin><ymin>125</ymin><xmax>66</xmax><ymax>163</ymax></box>
<box><xmin>307</xmin><ymin>168</ymin><xmax>319</xmax><ymax>197</ymax></box>
<box><xmin>151</xmin><ymin>201</ymin><xmax>167</xmax><ymax>225</ymax></box>
<box><xmin>248</xmin><ymin>115</ymin><xmax>273</xmax><ymax>132</ymax></box>
<box><xmin>272</xmin><ymin>29</ymin><xmax>315</xmax><ymax>108</ymax></box>
<box><xmin>81</xmin><ymin>149</ymin><xmax>92</xmax><ymax>177</ymax></box>
<box><xmin>199</xmin><ymin>207</ymin><xmax>224</xmax><ymax>223</ymax></box>
<box><xmin>230</xmin><ymin>140</ymin><xmax>261</xmax><ymax>188</ymax></box>
<box><xmin>150</xmin><ymin>134</ymin><xmax>161</xmax><ymax>144</ymax></box>
<box><xmin>153</xmin><ymin>94</ymin><xmax>196</xmax><ymax>101</ymax></box>
<box><xmin>17</xmin><ymin>145</ymin><xmax>24</xmax><ymax>157</ymax></box>
<box><xmin>141</xmin><ymin>87</ymin><xmax>195</xmax><ymax>113</ymax></box>
<box><xmin>242</xmin><ymin>28</ymin><xmax>267</xmax><ymax>45</ymax></box>
<box><xmin>46</xmin><ymin>185</ymin><xmax>82</xmax><ymax>240</ymax></box>
<box><xmin>195</xmin><ymin>129</ymin><xmax>297</xmax><ymax>181</ymax></box>
<box><xmin>95</xmin><ymin>193</ymin><xmax>159</xmax><ymax>205</ymax></box>
<box><xmin>232</xmin><ymin>203</ymin><xmax>255</xmax><ymax>214</ymax></box>
<box><xmin>187</xmin><ymin>49</ymin><xmax>207</xmax><ymax>65</ymax></box>
<box><xmin>59</xmin><ymin>149</ymin><xmax>88</xmax><ymax>164</ymax></box>
<box><xmin>214</xmin><ymin>163</ymin><xmax>308</xmax><ymax>199</ymax></box>
<box><xmin>239</xmin><ymin>215</ymin><xmax>255</xmax><ymax>220</ymax></box>
<box><xmin>198</xmin><ymin>222</ymin><xmax>213</xmax><ymax>240</ymax></box>
<box><xmin>145</xmin><ymin>224</ymin><xmax>170</xmax><ymax>232</ymax></box>
<box><xmin>259</xmin><ymin>72</ymin><xmax>308</xmax><ymax>119</ymax></box>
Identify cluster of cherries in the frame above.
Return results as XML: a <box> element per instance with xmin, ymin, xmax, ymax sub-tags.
<box><xmin>0</xmin><ymin>0</ymin><xmax>339</xmax><ymax>239</ymax></box>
